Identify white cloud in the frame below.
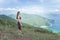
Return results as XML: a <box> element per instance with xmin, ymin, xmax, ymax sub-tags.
<box><xmin>48</xmin><ymin>9</ymin><xmax>60</xmax><ymax>13</ymax></box>
<box><xmin>0</xmin><ymin>8</ymin><xmax>18</xmax><ymax>11</ymax></box>
<box><xmin>0</xmin><ymin>7</ymin><xmax>45</xmax><ymax>16</ymax></box>
<box><xmin>0</xmin><ymin>8</ymin><xmax>18</xmax><ymax>15</ymax></box>
<box><xmin>20</xmin><ymin>6</ymin><xmax>44</xmax><ymax>14</ymax></box>
<box><xmin>0</xmin><ymin>7</ymin><xmax>60</xmax><ymax>15</ymax></box>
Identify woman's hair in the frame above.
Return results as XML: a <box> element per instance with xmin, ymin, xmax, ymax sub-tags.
<box><xmin>16</xmin><ymin>11</ymin><xmax>20</xmax><ymax>19</ymax></box>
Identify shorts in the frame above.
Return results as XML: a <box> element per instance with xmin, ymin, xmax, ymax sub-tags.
<box><xmin>18</xmin><ymin>22</ymin><xmax>21</xmax><ymax>30</ymax></box>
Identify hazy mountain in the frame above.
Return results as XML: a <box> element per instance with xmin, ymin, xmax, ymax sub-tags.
<box><xmin>8</xmin><ymin>13</ymin><xmax>51</xmax><ymax>28</ymax></box>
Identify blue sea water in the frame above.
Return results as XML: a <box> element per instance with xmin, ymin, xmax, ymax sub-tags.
<box><xmin>46</xmin><ymin>13</ymin><xmax>60</xmax><ymax>32</ymax></box>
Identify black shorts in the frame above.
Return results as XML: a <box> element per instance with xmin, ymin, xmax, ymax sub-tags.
<box><xmin>18</xmin><ymin>22</ymin><xmax>21</xmax><ymax>30</ymax></box>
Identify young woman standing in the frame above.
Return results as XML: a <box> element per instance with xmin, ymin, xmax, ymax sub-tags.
<box><xmin>16</xmin><ymin>11</ymin><xmax>23</xmax><ymax>34</ymax></box>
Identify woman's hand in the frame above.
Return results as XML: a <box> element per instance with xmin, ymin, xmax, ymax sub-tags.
<box><xmin>21</xmin><ymin>23</ymin><xmax>22</xmax><ymax>26</ymax></box>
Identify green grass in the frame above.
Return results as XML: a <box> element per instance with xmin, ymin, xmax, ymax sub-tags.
<box><xmin>0</xmin><ymin>23</ymin><xmax>60</xmax><ymax>40</ymax></box>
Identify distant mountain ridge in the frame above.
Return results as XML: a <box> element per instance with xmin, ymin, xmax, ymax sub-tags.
<box><xmin>8</xmin><ymin>13</ymin><xmax>51</xmax><ymax>28</ymax></box>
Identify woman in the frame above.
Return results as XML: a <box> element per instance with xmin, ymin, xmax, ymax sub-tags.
<box><xmin>16</xmin><ymin>11</ymin><xmax>23</xmax><ymax>34</ymax></box>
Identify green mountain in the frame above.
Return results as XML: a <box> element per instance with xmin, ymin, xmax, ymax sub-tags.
<box><xmin>9</xmin><ymin>13</ymin><xmax>51</xmax><ymax>28</ymax></box>
<box><xmin>0</xmin><ymin>15</ymin><xmax>60</xmax><ymax>40</ymax></box>
<box><xmin>0</xmin><ymin>15</ymin><xmax>16</xmax><ymax>26</ymax></box>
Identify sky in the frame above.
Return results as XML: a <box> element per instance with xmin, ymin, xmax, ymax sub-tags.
<box><xmin>0</xmin><ymin>0</ymin><xmax>60</xmax><ymax>16</ymax></box>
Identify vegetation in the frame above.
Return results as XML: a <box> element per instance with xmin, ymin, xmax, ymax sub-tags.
<box><xmin>0</xmin><ymin>15</ymin><xmax>60</xmax><ymax>40</ymax></box>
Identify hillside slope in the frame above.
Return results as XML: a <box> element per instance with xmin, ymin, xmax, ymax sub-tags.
<box><xmin>0</xmin><ymin>15</ymin><xmax>60</xmax><ymax>40</ymax></box>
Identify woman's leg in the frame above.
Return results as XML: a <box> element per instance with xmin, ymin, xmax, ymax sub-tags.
<box><xmin>18</xmin><ymin>22</ymin><xmax>23</xmax><ymax>34</ymax></box>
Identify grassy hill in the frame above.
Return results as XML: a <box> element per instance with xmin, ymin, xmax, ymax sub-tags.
<box><xmin>0</xmin><ymin>15</ymin><xmax>60</xmax><ymax>40</ymax></box>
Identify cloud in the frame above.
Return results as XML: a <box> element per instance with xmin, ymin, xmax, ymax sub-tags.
<box><xmin>0</xmin><ymin>8</ymin><xmax>18</xmax><ymax>11</ymax></box>
<box><xmin>0</xmin><ymin>6</ymin><xmax>60</xmax><ymax>15</ymax></box>
<box><xmin>0</xmin><ymin>7</ymin><xmax>44</xmax><ymax>16</ymax></box>
<box><xmin>0</xmin><ymin>0</ymin><xmax>60</xmax><ymax>9</ymax></box>
<box><xmin>20</xmin><ymin>6</ymin><xmax>44</xmax><ymax>14</ymax></box>
<box><xmin>50</xmin><ymin>9</ymin><xmax>60</xmax><ymax>12</ymax></box>
<box><xmin>0</xmin><ymin>8</ymin><xmax>18</xmax><ymax>15</ymax></box>
<box><xmin>47</xmin><ymin>9</ymin><xmax>60</xmax><ymax>13</ymax></box>
<box><xmin>0</xmin><ymin>0</ymin><xmax>60</xmax><ymax>16</ymax></box>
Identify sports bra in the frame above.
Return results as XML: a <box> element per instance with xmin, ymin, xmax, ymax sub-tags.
<box><xmin>20</xmin><ymin>17</ymin><xmax>21</xmax><ymax>19</ymax></box>
<box><xmin>18</xmin><ymin>15</ymin><xmax>21</xmax><ymax>19</ymax></box>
